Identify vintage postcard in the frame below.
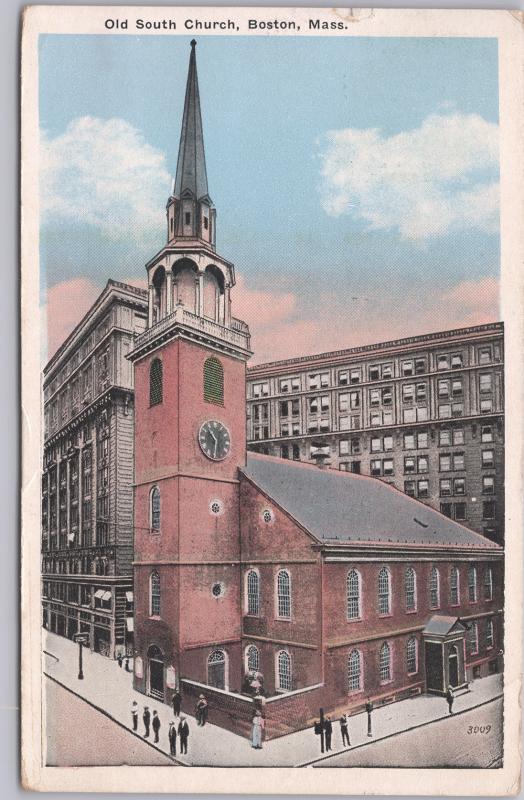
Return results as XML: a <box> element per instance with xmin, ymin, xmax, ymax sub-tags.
<box><xmin>21</xmin><ymin>6</ymin><xmax>524</xmax><ymax>795</ymax></box>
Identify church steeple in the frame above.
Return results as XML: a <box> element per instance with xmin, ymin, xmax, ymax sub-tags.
<box><xmin>167</xmin><ymin>40</ymin><xmax>216</xmax><ymax>247</ymax></box>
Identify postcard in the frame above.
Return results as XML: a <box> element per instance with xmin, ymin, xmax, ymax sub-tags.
<box><xmin>21</xmin><ymin>6</ymin><xmax>523</xmax><ymax>794</ymax></box>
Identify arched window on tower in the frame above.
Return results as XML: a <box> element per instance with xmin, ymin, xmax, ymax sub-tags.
<box><xmin>203</xmin><ymin>357</ymin><xmax>224</xmax><ymax>405</ymax></box>
<box><xmin>150</xmin><ymin>486</ymin><xmax>160</xmax><ymax>532</ymax></box>
<box><xmin>245</xmin><ymin>644</ymin><xmax>260</xmax><ymax>673</ymax></box>
<box><xmin>149</xmin><ymin>358</ymin><xmax>163</xmax><ymax>406</ymax></box>
<box><xmin>150</xmin><ymin>571</ymin><xmax>161</xmax><ymax>617</ymax></box>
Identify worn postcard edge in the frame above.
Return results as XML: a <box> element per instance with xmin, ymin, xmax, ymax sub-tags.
<box><xmin>20</xmin><ymin>5</ymin><xmax>524</xmax><ymax>794</ymax></box>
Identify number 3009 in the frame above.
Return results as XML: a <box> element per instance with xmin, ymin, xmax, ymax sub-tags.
<box><xmin>467</xmin><ymin>725</ymin><xmax>491</xmax><ymax>734</ymax></box>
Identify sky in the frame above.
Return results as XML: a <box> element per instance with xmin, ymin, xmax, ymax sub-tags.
<box><xmin>39</xmin><ymin>34</ymin><xmax>500</xmax><ymax>363</ymax></box>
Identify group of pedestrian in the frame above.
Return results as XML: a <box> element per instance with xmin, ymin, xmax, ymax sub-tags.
<box><xmin>130</xmin><ymin>689</ymin><xmax>201</xmax><ymax>758</ymax></box>
<box><xmin>314</xmin><ymin>698</ymin><xmax>374</xmax><ymax>754</ymax></box>
<box><xmin>116</xmin><ymin>652</ymin><xmax>131</xmax><ymax>671</ymax></box>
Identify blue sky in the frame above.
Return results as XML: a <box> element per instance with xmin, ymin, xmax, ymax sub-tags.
<box><xmin>40</xmin><ymin>34</ymin><xmax>500</xmax><ymax>362</ymax></box>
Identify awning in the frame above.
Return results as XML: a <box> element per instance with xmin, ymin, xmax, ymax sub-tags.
<box><xmin>125</xmin><ymin>591</ymin><xmax>134</xmax><ymax>603</ymax></box>
<box><xmin>126</xmin><ymin>618</ymin><xmax>134</xmax><ymax>632</ymax></box>
<box><xmin>94</xmin><ymin>589</ymin><xmax>105</xmax><ymax>600</ymax></box>
<box><xmin>102</xmin><ymin>591</ymin><xmax>112</xmax><ymax>602</ymax></box>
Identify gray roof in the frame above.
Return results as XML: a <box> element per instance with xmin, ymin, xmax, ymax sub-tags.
<box><xmin>173</xmin><ymin>40</ymin><xmax>210</xmax><ymax>202</ymax></box>
<box><xmin>241</xmin><ymin>454</ymin><xmax>501</xmax><ymax>550</ymax></box>
<box><xmin>423</xmin><ymin>615</ymin><xmax>467</xmax><ymax>636</ymax></box>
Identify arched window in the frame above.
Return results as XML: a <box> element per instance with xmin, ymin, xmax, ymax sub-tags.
<box><xmin>450</xmin><ymin>566</ymin><xmax>460</xmax><ymax>605</ymax></box>
<box><xmin>346</xmin><ymin>569</ymin><xmax>361</xmax><ymax>620</ymax></box>
<box><xmin>429</xmin><ymin>566</ymin><xmax>440</xmax><ymax>609</ymax></box>
<box><xmin>406</xmin><ymin>637</ymin><xmax>418</xmax><ymax>674</ymax></box>
<box><xmin>150</xmin><ymin>486</ymin><xmax>160</xmax><ymax>532</ymax></box>
<box><xmin>149</xmin><ymin>358</ymin><xmax>163</xmax><ymax>406</ymax></box>
<box><xmin>405</xmin><ymin>567</ymin><xmax>417</xmax><ymax>611</ymax></box>
<box><xmin>379</xmin><ymin>641</ymin><xmax>391</xmax><ymax>683</ymax></box>
<box><xmin>246</xmin><ymin>644</ymin><xmax>260</xmax><ymax>672</ymax></box>
<box><xmin>484</xmin><ymin>567</ymin><xmax>493</xmax><ymax>601</ymax></box>
<box><xmin>486</xmin><ymin>618</ymin><xmax>494</xmax><ymax>649</ymax></box>
<box><xmin>378</xmin><ymin>567</ymin><xmax>391</xmax><ymax>615</ymax></box>
<box><xmin>347</xmin><ymin>649</ymin><xmax>362</xmax><ymax>692</ymax></box>
<box><xmin>276</xmin><ymin>650</ymin><xmax>292</xmax><ymax>691</ymax></box>
<box><xmin>150</xmin><ymin>571</ymin><xmax>161</xmax><ymax>616</ymax></box>
<box><xmin>246</xmin><ymin>570</ymin><xmax>260</xmax><ymax>616</ymax></box>
<box><xmin>277</xmin><ymin>570</ymin><xmax>291</xmax><ymax>619</ymax></box>
<box><xmin>207</xmin><ymin>649</ymin><xmax>227</xmax><ymax>690</ymax></box>
<box><xmin>467</xmin><ymin>621</ymin><xmax>479</xmax><ymax>654</ymax></box>
<box><xmin>468</xmin><ymin>565</ymin><xmax>477</xmax><ymax>602</ymax></box>
<box><xmin>203</xmin><ymin>357</ymin><xmax>224</xmax><ymax>405</ymax></box>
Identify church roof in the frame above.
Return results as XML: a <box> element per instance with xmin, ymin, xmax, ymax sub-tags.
<box><xmin>241</xmin><ymin>453</ymin><xmax>502</xmax><ymax>551</ymax></box>
<box><xmin>173</xmin><ymin>40</ymin><xmax>210</xmax><ymax>202</ymax></box>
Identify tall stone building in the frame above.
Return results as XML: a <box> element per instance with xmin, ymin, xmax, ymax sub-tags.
<box><xmin>246</xmin><ymin>324</ymin><xmax>504</xmax><ymax>543</ymax></box>
<box><xmin>41</xmin><ymin>280</ymin><xmax>147</xmax><ymax>658</ymax></box>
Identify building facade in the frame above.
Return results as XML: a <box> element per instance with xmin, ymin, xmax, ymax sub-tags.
<box><xmin>129</xmin><ymin>42</ymin><xmax>504</xmax><ymax>741</ymax></box>
<box><xmin>41</xmin><ymin>280</ymin><xmax>147</xmax><ymax>658</ymax></box>
<box><xmin>246</xmin><ymin>325</ymin><xmax>505</xmax><ymax>543</ymax></box>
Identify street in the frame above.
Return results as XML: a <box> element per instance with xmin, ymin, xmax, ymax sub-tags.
<box><xmin>316</xmin><ymin>698</ymin><xmax>503</xmax><ymax>768</ymax></box>
<box><xmin>44</xmin><ymin>678</ymin><xmax>176</xmax><ymax>767</ymax></box>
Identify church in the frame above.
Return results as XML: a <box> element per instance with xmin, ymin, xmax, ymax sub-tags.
<box><xmin>127</xmin><ymin>41</ymin><xmax>503</xmax><ymax>739</ymax></box>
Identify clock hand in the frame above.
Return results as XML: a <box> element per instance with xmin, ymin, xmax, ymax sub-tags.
<box><xmin>213</xmin><ymin>439</ymin><xmax>218</xmax><ymax>457</ymax></box>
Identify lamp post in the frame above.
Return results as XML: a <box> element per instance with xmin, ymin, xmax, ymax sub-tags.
<box><xmin>73</xmin><ymin>633</ymin><xmax>89</xmax><ymax>680</ymax></box>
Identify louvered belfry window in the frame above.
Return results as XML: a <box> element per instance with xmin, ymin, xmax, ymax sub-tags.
<box><xmin>204</xmin><ymin>357</ymin><xmax>224</xmax><ymax>405</ymax></box>
<box><xmin>149</xmin><ymin>358</ymin><xmax>163</xmax><ymax>406</ymax></box>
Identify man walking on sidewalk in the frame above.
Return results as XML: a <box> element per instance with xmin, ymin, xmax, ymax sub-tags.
<box><xmin>178</xmin><ymin>716</ymin><xmax>189</xmax><ymax>755</ymax></box>
<box><xmin>168</xmin><ymin>722</ymin><xmax>177</xmax><ymax>757</ymax></box>
<box><xmin>143</xmin><ymin>706</ymin><xmax>151</xmax><ymax>738</ymax></box>
<box><xmin>324</xmin><ymin>716</ymin><xmax>333</xmax><ymax>751</ymax></box>
<box><xmin>365</xmin><ymin>698</ymin><xmax>373</xmax><ymax>737</ymax></box>
<box><xmin>196</xmin><ymin>694</ymin><xmax>209</xmax><ymax>726</ymax></box>
<box><xmin>131</xmin><ymin>700</ymin><xmax>138</xmax><ymax>732</ymax></box>
<box><xmin>446</xmin><ymin>686</ymin><xmax>455</xmax><ymax>715</ymax></box>
<box><xmin>152</xmin><ymin>710</ymin><xmax>161</xmax><ymax>743</ymax></box>
<box><xmin>340</xmin><ymin>713</ymin><xmax>350</xmax><ymax>747</ymax></box>
<box><xmin>117</xmin><ymin>653</ymin><xmax>123</xmax><ymax>668</ymax></box>
<box><xmin>172</xmin><ymin>689</ymin><xmax>182</xmax><ymax>718</ymax></box>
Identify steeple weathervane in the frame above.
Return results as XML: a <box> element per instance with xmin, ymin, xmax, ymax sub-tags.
<box><xmin>167</xmin><ymin>39</ymin><xmax>215</xmax><ymax>247</ymax></box>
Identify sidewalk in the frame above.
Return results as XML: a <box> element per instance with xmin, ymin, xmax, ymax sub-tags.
<box><xmin>43</xmin><ymin>631</ymin><xmax>503</xmax><ymax>768</ymax></box>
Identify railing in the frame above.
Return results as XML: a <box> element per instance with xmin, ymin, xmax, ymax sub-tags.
<box><xmin>134</xmin><ymin>305</ymin><xmax>251</xmax><ymax>352</ymax></box>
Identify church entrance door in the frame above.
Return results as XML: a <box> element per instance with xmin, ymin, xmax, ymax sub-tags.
<box><xmin>148</xmin><ymin>645</ymin><xmax>165</xmax><ymax>701</ymax></box>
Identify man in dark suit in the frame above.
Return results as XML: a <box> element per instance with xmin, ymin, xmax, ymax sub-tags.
<box><xmin>324</xmin><ymin>716</ymin><xmax>333</xmax><ymax>751</ymax></box>
<box><xmin>143</xmin><ymin>706</ymin><xmax>151</xmax><ymax>738</ymax></box>
<box><xmin>168</xmin><ymin>722</ymin><xmax>177</xmax><ymax>756</ymax></box>
<box><xmin>178</xmin><ymin>716</ymin><xmax>189</xmax><ymax>754</ymax></box>
<box><xmin>172</xmin><ymin>690</ymin><xmax>182</xmax><ymax>717</ymax></box>
<box><xmin>152</xmin><ymin>710</ymin><xmax>161</xmax><ymax>743</ymax></box>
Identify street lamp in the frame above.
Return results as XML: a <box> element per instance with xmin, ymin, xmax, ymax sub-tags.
<box><xmin>73</xmin><ymin>633</ymin><xmax>90</xmax><ymax>680</ymax></box>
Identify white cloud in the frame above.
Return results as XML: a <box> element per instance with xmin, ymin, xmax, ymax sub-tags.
<box><xmin>319</xmin><ymin>113</ymin><xmax>499</xmax><ymax>240</ymax></box>
<box><xmin>41</xmin><ymin>117</ymin><xmax>171</xmax><ymax>241</ymax></box>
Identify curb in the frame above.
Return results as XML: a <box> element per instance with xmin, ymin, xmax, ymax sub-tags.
<box><xmin>44</xmin><ymin>672</ymin><xmax>189</xmax><ymax>767</ymax></box>
<box><xmin>296</xmin><ymin>693</ymin><xmax>503</xmax><ymax>767</ymax></box>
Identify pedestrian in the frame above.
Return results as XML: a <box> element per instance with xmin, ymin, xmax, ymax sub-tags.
<box><xmin>168</xmin><ymin>722</ymin><xmax>177</xmax><ymax>756</ymax></box>
<box><xmin>365</xmin><ymin>697</ymin><xmax>373</xmax><ymax>737</ymax></box>
<box><xmin>143</xmin><ymin>706</ymin><xmax>151</xmax><ymax>738</ymax></box>
<box><xmin>117</xmin><ymin>653</ymin><xmax>123</xmax><ymax>668</ymax></box>
<box><xmin>196</xmin><ymin>694</ymin><xmax>208</xmax><ymax>726</ymax></box>
<box><xmin>324</xmin><ymin>716</ymin><xmax>333</xmax><ymax>751</ymax></box>
<box><xmin>172</xmin><ymin>689</ymin><xmax>182</xmax><ymax>717</ymax></box>
<box><xmin>131</xmin><ymin>700</ymin><xmax>138</xmax><ymax>732</ymax></box>
<box><xmin>446</xmin><ymin>686</ymin><xmax>454</xmax><ymax>715</ymax></box>
<box><xmin>125</xmin><ymin>657</ymin><xmax>130</xmax><ymax>672</ymax></box>
<box><xmin>152</xmin><ymin>710</ymin><xmax>161</xmax><ymax>743</ymax></box>
<box><xmin>251</xmin><ymin>710</ymin><xmax>265</xmax><ymax>749</ymax></box>
<box><xmin>314</xmin><ymin>718</ymin><xmax>325</xmax><ymax>753</ymax></box>
<box><xmin>178</xmin><ymin>716</ymin><xmax>189</xmax><ymax>754</ymax></box>
<box><xmin>340</xmin><ymin>713</ymin><xmax>350</xmax><ymax>747</ymax></box>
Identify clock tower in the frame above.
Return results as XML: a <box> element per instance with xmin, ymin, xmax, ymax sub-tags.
<box><xmin>129</xmin><ymin>41</ymin><xmax>252</xmax><ymax>703</ymax></box>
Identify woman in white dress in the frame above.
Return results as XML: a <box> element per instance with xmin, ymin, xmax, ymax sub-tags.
<box><xmin>251</xmin><ymin>710</ymin><xmax>265</xmax><ymax>749</ymax></box>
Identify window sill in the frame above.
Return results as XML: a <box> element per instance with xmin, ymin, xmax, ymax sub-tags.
<box><xmin>275</xmin><ymin>617</ymin><xmax>292</xmax><ymax>623</ymax></box>
<box><xmin>346</xmin><ymin>617</ymin><xmax>363</xmax><ymax>624</ymax></box>
<box><xmin>405</xmin><ymin>609</ymin><xmax>417</xmax><ymax>615</ymax></box>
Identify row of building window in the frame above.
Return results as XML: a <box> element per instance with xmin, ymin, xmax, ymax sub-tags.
<box><xmin>250</xmin><ymin>345</ymin><xmax>500</xmax><ymax>397</ymax></box>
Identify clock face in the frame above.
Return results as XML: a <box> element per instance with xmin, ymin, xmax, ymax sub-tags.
<box><xmin>198</xmin><ymin>420</ymin><xmax>231</xmax><ymax>461</ymax></box>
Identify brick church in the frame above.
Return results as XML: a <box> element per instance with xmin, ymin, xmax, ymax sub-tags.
<box><xmin>128</xmin><ymin>41</ymin><xmax>504</xmax><ymax>739</ymax></box>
